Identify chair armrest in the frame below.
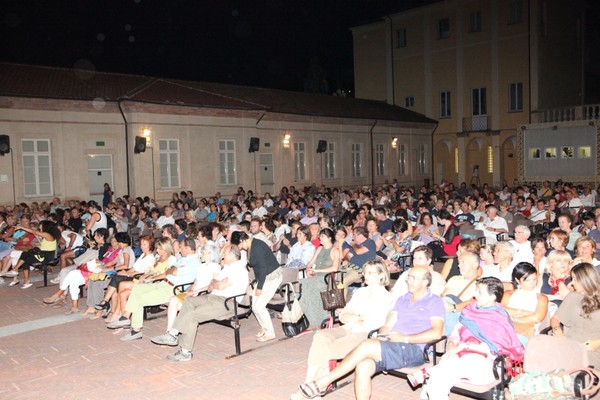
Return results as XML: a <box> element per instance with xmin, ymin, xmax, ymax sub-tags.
<box><xmin>367</xmin><ymin>329</ymin><xmax>379</xmax><ymax>338</ymax></box>
<box><xmin>223</xmin><ymin>293</ymin><xmax>248</xmax><ymax>313</ymax></box>
<box><xmin>492</xmin><ymin>354</ymin><xmax>512</xmax><ymax>389</ymax></box>
<box><xmin>423</xmin><ymin>336</ymin><xmax>447</xmax><ymax>365</ymax></box>
<box><xmin>173</xmin><ymin>281</ymin><xmax>194</xmax><ymax>295</ymax></box>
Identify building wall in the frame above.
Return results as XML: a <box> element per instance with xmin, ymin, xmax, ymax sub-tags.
<box><xmin>0</xmin><ymin>96</ymin><xmax>434</xmax><ymax>206</ymax></box>
<box><xmin>352</xmin><ymin>0</ymin><xmax>584</xmax><ymax>187</ymax></box>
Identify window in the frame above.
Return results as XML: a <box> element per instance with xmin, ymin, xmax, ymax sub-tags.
<box><xmin>396</xmin><ymin>28</ymin><xmax>407</xmax><ymax>48</ymax></box>
<box><xmin>325</xmin><ymin>142</ymin><xmax>336</xmax><ymax>179</ymax></box>
<box><xmin>399</xmin><ymin>144</ymin><xmax>407</xmax><ymax>176</ymax></box>
<box><xmin>418</xmin><ymin>144</ymin><xmax>426</xmax><ymax>174</ymax></box>
<box><xmin>508</xmin><ymin>0</ymin><xmax>523</xmax><ymax>25</ymax></box>
<box><xmin>438</xmin><ymin>18</ymin><xmax>450</xmax><ymax>39</ymax></box>
<box><xmin>509</xmin><ymin>83</ymin><xmax>523</xmax><ymax>112</ymax></box>
<box><xmin>469</xmin><ymin>11</ymin><xmax>482</xmax><ymax>32</ymax></box>
<box><xmin>351</xmin><ymin>143</ymin><xmax>362</xmax><ymax>178</ymax></box>
<box><xmin>405</xmin><ymin>96</ymin><xmax>414</xmax><ymax>108</ymax></box>
<box><xmin>219</xmin><ymin>140</ymin><xmax>236</xmax><ymax>185</ymax></box>
<box><xmin>294</xmin><ymin>142</ymin><xmax>306</xmax><ymax>181</ymax></box>
<box><xmin>22</xmin><ymin>139</ymin><xmax>53</xmax><ymax>196</ymax></box>
<box><xmin>375</xmin><ymin>143</ymin><xmax>385</xmax><ymax>176</ymax></box>
<box><xmin>529</xmin><ymin>148</ymin><xmax>541</xmax><ymax>159</ymax></box>
<box><xmin>159</xmin><ymin>139</ymin><xmax>180</xmax><ymax>188</ymax></box>
<box><xmin>487</xmin><ymin>146</ymin><xmax>494</xmax><ymax>173</ymax></box>
<box><xmin>472</xmin><ymin>88</ymin><xmax>487</xmax><ymax>115</ymax></box>
<box><xmin>561</xmin><ymin>146</ymin><xmax>574</xmax><ymax>159</ymax></box>
<box><xmin>454</xmin><ymin>148</ymin><xmax>459</xmax><ymax>173</ymax></box>
<box><xmin>545</xmin><ymin>147</ymin><xmax>557</xmax><ymax>159</ymax></box>
<box><xmin>440</xmin><ymin>91</ymin><xmax>451</xmax><ymax>118</ymax></box>
<box><xmin>579</xmin><ymin>146</ymin><xmax>591</xmax><ymax>159</ymax></box>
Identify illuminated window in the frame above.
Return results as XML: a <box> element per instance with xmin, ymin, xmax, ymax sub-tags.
<box><xmin>454</xmin><ymin>148</ymin><xmax>459</xmax><ymax>173</ymax></box>
<box><xmin>487</xmin><ymin>145</ymin><xmax>493</xmax><ymax>173</ymax></box>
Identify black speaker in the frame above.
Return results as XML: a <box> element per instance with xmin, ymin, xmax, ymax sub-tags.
<box><xmin>0</xmin><ymin>135</ymin><xmax>9</xmax><ymax>156</ymax></box>
<box><xmin>134</xmin><ymin>136</ymin><xmax>147</xmax><ymax>154</ymax></box>
<box><xmin>249</xmin><ymin>137</ymin><xmax>260</xmax><ymax>153</ymax></box>
<box><xmin>316</xmin><ymin>140</ymin><xmax>327</xmax><ymax>153</ymax></box>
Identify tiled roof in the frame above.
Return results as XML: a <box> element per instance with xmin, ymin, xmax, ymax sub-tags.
<box><xmin>0</xmin><ymin>62</ymin><xmax>436</xmax><ymax>124</ymax></box>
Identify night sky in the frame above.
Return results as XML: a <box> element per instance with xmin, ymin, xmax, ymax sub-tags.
<box><xmin>0</xmin><ymin>0</ymin><xmax>425</xmax><ymax>94</ymax></box>
<box><xmin>2</xmin><ymin>0</ymin><xmax>600</xmax><ymax>100</ymax></box>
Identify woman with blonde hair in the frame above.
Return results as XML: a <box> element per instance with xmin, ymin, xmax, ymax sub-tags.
<box><xmin>542</xmin><ymin>250</ymin><xmax>573</xmax><ymax>307</ymax></box>
<box><xmin>290</xmin><ymin>260</ymin><xmax>392</xmax><ymax>400</ymax></box>
<box><xmin>551</xmin><ymin>263</ymin><xmax>600</xmax><ymax>368</ymax></box>
<box><xmin>572</xmin><ymin>236</ymin><xmax>600</xmax><ymax>268</ymax></box>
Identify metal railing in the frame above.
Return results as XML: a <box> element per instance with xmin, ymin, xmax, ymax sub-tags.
<box><xmin>462</xmin><ymin>115</ymin><xmax>491</xmax><ymax>132</ymax></box>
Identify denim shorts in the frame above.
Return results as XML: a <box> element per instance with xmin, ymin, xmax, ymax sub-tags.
<box><xmin>375</xmin><ymin>341</ymin><xmax>425</xmax><ymax>372</ymax></box>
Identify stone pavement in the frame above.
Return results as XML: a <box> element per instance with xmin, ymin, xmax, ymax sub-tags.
<box><xmin>0</xmin><ymin>272</ymin><xmax>470</xmax><ymax>400</ymax></box>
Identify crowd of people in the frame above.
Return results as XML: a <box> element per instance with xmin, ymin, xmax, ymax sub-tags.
<box><xmin>0</xmin><ymin>178</ymin><xmax>599</xmax><ymax>399</ymax></box>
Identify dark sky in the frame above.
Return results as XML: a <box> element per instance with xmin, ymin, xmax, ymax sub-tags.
<box><xmin>0</xmin><ymin>0</ymin><xmax>426</xmax><ymax>94</ymax></box>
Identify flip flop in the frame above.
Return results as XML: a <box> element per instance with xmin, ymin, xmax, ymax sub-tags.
<box><xmin>298</xmin><ymin>382</ymin><xmax>326</xmax><ymax>399</ymax></box>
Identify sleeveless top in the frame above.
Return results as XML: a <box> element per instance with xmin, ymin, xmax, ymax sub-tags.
<box><xmin>314</xmin><ymin>246</ymin><xmax>334</xmax><ymax>271</ymax></box>
<box><xmin>40</xmin><ymin>237</ymin><xmax>57</xmax><ymax>252</ymax></box>
<box><xmin>508</xmin><ymin>289</ymin><xmax>538</xmax><ymax>313</ymax></box>
<box><xmin>91</xmin><ymin>211</ymin><xmax>107</xmax><ymax>234</ymax></box>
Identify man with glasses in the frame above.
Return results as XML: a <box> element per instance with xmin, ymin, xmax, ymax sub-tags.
<box><xmin>509</xmin><ymin>225</ymin><xmax>534</xmax><ymax>264</ymax></box>
<box><xmin>391</xmin><ymin>246</ymin><xmax>446</xmax><ymax>299</ymax></box>
<box><xmin>294</xmin><ymin>265</ymin><xmax>444</xmax><ymax>399</ymax></box>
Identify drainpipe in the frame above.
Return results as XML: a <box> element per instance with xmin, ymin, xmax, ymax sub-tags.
<box><xmin>385</xmin><ymin>16</ymin><xmax>396</xmax><ymax>105</ymax></box>
<box><xmin>370</xmin><ymin>120</ymin><xmax>378</xmax><ymax>192</ymax></box>
<box><xmin>117</xmin><ymin>99</ymin><xmax>131</xmax><ymax>196</ymax></box>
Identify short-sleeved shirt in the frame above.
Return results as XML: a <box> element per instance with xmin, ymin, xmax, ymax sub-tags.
<box><xmin>455</xmin><ymin>213</ymin><xmax>475</xmax><ymax>225</ymax></box>
<box><xmin>349</xmin><ymin>238</ymin><xmax>377</xmax><ymax>267</ymax></box>
<box><xmin>391</xmin><ymin>290</ymin><xmax>445</xmax><ymax>349</ymax></box>
<box><xmin>212</xmin><ymin>259</ymin><xmax>250</xmax><ymax>301</ymax></box>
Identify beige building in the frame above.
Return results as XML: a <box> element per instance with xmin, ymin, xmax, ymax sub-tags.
<box><xmin>352</xmin><ymin>0</ymin><xmax>585</xmax><ymax>187</ymax></box>
<box><xmin>0</xmin><ymin>63</ymin><xmax>435</xmax><ymax>206</ymax></box>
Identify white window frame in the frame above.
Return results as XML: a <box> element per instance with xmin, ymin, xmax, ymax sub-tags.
<box><xmin>325</xmin><ymin>142</ymin><xmax>336</xmax><ymax>179</ymax></box>
<box><xmin>22</xmin><ymin>139</ymin><xmax>53</xmax><ymax>197</ymax></box>
<box><xmin>418</xmin><ymin>144</ymin><xmax>427</xmax><ymax>175</ymax></box>
<box><xmin>219</xmin><ymin>139</ymin><xmax>237</xmax><ymax>185</ymax></box>
<box><xmin>375</xmin><ymin>143</ymin><xmax>385</xmax><ymax>176</ymax></box>
<box><xmin>159</xmin><ymin>139</ymin><xmax>180</xmax><ymax>189</ymax></box>
<box><xmin>509</xmin><ymin>82</ymin><xmax>523</xmax><ymax>112</ymax></box>
<box><xmin>294</xmin><ymin>142</ymin><xmax>306</xmax><ymax>181</ymax></box>
<box><xmin>351</xmin><ymin>143</ymin><xmax>362</xmax><ymax>178</ymax></box>
<box><xmin>396</xmin><ymin>28</ymin><xmax>407</xmax><ymax>48</ymax></box>
<box><xmin>399</xmin><ymin>144</ymin><xmax>407</xmax><ymax>176</ymax></box>
<box><xmin>472</xmin><ymin>87</ymin><xmax>487</xmax><ymax>116</ymax></box>
<box><xmin>440</xmin><ymin>91</ymin><xmax>451</xmax><ymax>118</ymax></box>
<box><xmin>469</xmin><ymin>11</ymin><xmax>482</xmax><ymax>33</ymax></box>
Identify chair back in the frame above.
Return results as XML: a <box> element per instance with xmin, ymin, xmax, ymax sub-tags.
<box><xmin>524</xmin><ymin>335</ymin><xmax>589</xmax><ymax>373</ymax></box>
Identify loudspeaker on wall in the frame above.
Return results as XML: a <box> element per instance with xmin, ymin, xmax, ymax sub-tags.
<box><xmin>316</xmin><ymin>140</ymin><xmax>327</xmax><ymax>153</ymax></box>
<box><xmin>249</xmin><ymin>137</ymin><xmax>260</xmax><ymax>152</ymax></box>
<box><xmin>134</xmin><ymin>136</ymin><xmax>147</xmax><ymax>154</ymax></box>
<box><xmin>0</xmin><ymin>135</ymin><xmax>10</xmax><ymax>156</ymax></box>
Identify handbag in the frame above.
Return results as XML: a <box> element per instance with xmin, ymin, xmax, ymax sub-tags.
<box><xmin>320</xmin><ymin>286</ymin><xmax>346</xmax><ymax>311</ymax></box>
<box><xmin>281</xmin><ymin>283</ymin><xmax>310</xmax><ymax>337</ymax></box>
<box><xmin>508</xmin><ymin>368</ymin><xmax>600</xmax><ymax>400</ymax></box>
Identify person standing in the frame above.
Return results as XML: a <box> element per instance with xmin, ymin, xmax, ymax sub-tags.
<box><xmin>238</xmin><ymin>232</ymin><xmax>283</xmax><ymax>342</ymax></box>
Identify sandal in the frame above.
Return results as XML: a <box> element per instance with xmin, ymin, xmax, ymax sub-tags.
<box><xmin>298</xmin><ymin>382</ymin><xmax>326</xmax><ymax>399</ymax></box>
<box><xmin>43</xmin><ymin>297</ymin><xmax>60</xmax><ymax>305</ymax></box>
<box><xmin>407</xmin><ymin>368</ymin><xmax>430</xmax><ymax>388</ymax></box>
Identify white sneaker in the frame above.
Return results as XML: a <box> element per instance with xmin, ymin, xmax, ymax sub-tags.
<box><xmin>8</xmin><ymin>281</ymin><xmax>19</xmax><ymax>287</ymax></box>
<box><xmin>4</xmin><ymin>271</ymin><xmax>18</xmax><ymax>277</ymax></box>
<box><xmin>0</xmin><ymin>277</ymin><xmax>4</xmax><ymax>283</ymax></box>
<box><xmin>50</xmin><ymin>277</ymin><xmax>60</xmax><ymax>285</ymax></box>
<box><xmin>21</xmin><ymin>283</ymin><xmax>33</xmax><ymax>289</ymax></box>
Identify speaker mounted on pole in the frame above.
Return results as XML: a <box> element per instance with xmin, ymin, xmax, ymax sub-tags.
<box><xmin>249</xmin><ymin>137</ymin><xmax>260</xmax><ymax>153</ymax></box>
<box><xmin>134</xmin><ymin>136</ymin><xmax>147</xmax><ymax>154</ymax></box>
<box><xmin>0</xmin><ymin>135</ymin><xmax>9</xmax><ymax>156</ymax></box>
<box><xmin>316</xmin><ymin>140</ymin><xmax>327</xmax><ymax>153</ymax></box>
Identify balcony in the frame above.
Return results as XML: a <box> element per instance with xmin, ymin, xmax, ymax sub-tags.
<box><xmin>534</xmin><ymin>103</ymin><xmax>600</xmax><ymax>123</ymax></box>
<box><xmin>462</xmin><ymin>115</ymin><xmax>490</xmax><ymax>132</ymax></box>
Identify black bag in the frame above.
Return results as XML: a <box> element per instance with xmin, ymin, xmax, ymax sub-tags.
<box><xmin>281</xmin><ymin>283</ymin><xmax>309</xmax><ymax>337</ymax></box>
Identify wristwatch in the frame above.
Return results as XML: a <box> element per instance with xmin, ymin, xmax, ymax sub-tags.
<box><xmin>452</xmin><ymin>304</ymin><xmax>457</xmax><ymax>313</ymax></box>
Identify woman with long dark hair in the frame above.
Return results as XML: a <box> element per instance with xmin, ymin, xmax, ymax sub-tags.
<box><xmin>9</xmin><ymin>220</ymin><xmax>60</xmax><ymax>289</ymax></box>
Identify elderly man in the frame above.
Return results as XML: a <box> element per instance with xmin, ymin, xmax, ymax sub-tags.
<box><xmin>509</xmin><ymin>224</ymin><xmax>534</xmax><ymax>264</ymax></box>
<box><xmin>391</xmin><ymin>245</ymin><xmax>446</xmax><ymax>299</ymax></box>
<box><xmin>151</xmin><ymin>244</ymin><xmax>249</xmax><ymax>361</ymax></box>
<box><xmin>483</xmin><ymin>241</ymin><xmax>515</xmax><ymax>290</ymax></box>
<box><xmin>294</xmin><ymin>265</ymin><xmax>444</xmax><ymax>400</ymax></box>
<box><xmin>475</xmin><ymin>205</ymin><xmax>508</xmax><ymax>245</ymax></box>
<box><xmin>156</xmin><ymin>206</ymin><xmax>175</xmax><ymax>229</ymax></box>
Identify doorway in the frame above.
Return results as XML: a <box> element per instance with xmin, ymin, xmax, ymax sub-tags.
<box><xmin>259</xmin><ymin>153</ymin><xmax>274</xmax><ymax>196</ymax></box>
<box><xmin>87</xmin><ymin>154</ymin><xmax>114</xmax><ymax>204</ymax></box>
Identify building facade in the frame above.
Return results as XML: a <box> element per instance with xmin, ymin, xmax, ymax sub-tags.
<box><xmin>352</xmin><ymin>0</ymin><xmax>585</xmax><ymax>187</ymax></box>
<box><xmin>0</xmin><ymin>63</ymin><xmax>436</xmax><ymax>206</ymax></box>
